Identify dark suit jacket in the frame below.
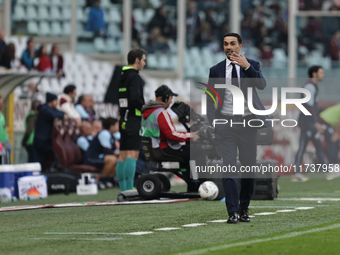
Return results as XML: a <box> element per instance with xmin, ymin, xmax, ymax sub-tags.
<box><xmin>207</xmin><ymin>58</ymin><xmax>270</xmax><ymax>127</ymax></box>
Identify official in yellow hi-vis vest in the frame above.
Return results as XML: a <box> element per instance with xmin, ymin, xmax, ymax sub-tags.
<box><xmin>117</xmin><ymin>48</ymin><xmax>147</xmax><ymax>192</ymax></box>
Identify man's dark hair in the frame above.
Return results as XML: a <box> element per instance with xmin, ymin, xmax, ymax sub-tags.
<box><xmin>76</xmin><ymin>95</ymin><xmax>85</xmax><ymax>105</ymax></box>
<box><xmin>63</xmin><ymin>84</ymin><xmax>76</xmax><ymax>95</ymax></box>
<box><xmin>223</xmin><ymin>33</ymin><xmax>242</xmax><ymax>44</ymax></box>
<box><xmin>308</xmin><ymin>65</ymin><xmax>323</xmax><ymax>78</ymax></box>
<box><xmin>31</xmin><ymin>100</ymin><xmax>41</xmax><ymax>111</ymax></box>
<box><xmin>127</xmin><ymin>48</ymin><xmax>147</xmax><ymax>65</ymax></box>
<box><xmin>102</xmin><ymin>117</ymin><xmax>118</xmax><ymax>130</ymax></box>
<box><xmin>27</xmin><ymin>37</ymin><xmax>34</xmax><ymax>47</ymax></box>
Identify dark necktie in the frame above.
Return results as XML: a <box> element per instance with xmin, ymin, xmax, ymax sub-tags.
<box><xmin>231</xmin><ymin>63</ymin><xmax>239</xmax><ymax>87</ymax></box>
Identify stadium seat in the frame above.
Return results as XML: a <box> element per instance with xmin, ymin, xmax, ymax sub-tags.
<box><xmin>144</xmin><ymin>9</ymin><xmax>155</xmax><ymax>24</ymax></box>
<box><xmin>146</xmin><ymin>54</ymin><xmax>158</xmax><ymax>69</ymax></box>
<box><xmin>108</xmin><ymin>6</ymin><xmax>121</xmax><ymax>23</ymax></box>
<box><xmin>50</xmin><ymin>6</ymin><xmax>61</xmax><ymax>20</ymax></box>
<box><xmin>26</xmin><ymin>6</ymin><xmax>38</xmax><ymax>20</ymax></box>
<box><xmin>40</xmin><ymin>78</ymin><xmax>51</xmax><ymax>92</ymax></box>
<box><xmin>50</xmin><ymin>22</ymin><xmax>62</xmax><ymax>36</ymax></box>
<box><xmin>37</xmin><ymin>6</ymin><xmax>49</xmax><ymax>20</ymax></box>
<box><xmin>101</xmin><ymin>0</ymin><xmax>111</xmax><ymax>9</ymax></box>
<box><xmin>77</xmin><ymin>0</ymin><xmax>85</xmax><ymax>6</ymax></box>
<box><xmin>13</xmin><ymin>5</ymin><xmax>26</xmax><ymax>21</ymax></box>
<box><xmin>17</xmin><ymin>0</ymin><xmax>26</xmax><ymax>6</ymax></box>
<box><xmin>76</xmin><ymin>8</ymin><xmax>86</xmax><ymax>22</ymax></box>
<box><xmin>158</xmin><ymin>54</ymin><xmax>170</xmax><ymax>69</ymax></box>
<box><xmin>108</xmin><ymin>23</ymin><xmax>122</xmax><ymax>37</ymax></box>
<box><xmin>27</xmin><ymin>21</ymin><xmax>39</xmax><ymax>34</ymax></box>
<box><xmin>61</xmin><ymin>7</ymin><xmax>71</xmax><ymax>20</ymax></box>
<box><xmin>105</xmin><ymin>39</ymin><xmax>119</xmax><ymax>53</ymax></box>
<box><xmin>133</xmin><ymin>8</ymin><xmax>144</xmax><ymax>24</ymax></box>
<box><xmin>38</xmin><ymin>21</ymin><xmax>50</xmax><ymax>36</ymax></box>
<box><xmin>38</xmin><ymin>0</ymin><xmax>49</xmax><ymax>5</ymax></box>
<box><xmin>149</xmin><ymin>0</ymin><xmax>162</xmax><ymax>8</ymax></box>
<box><xmin>94</xmin><ymin>37</ymin><xmax>105</xmax><ymax>52</ymax></box>
<box><xmin>27</xmin><ymin>0</ymin><xmax>38</xmax><ymax>5</ymax></box>
<box><xmin>62</xmin><ymin>22</ymin><xmax>71</xmax><ymax>36</ymax></box>
<box><xmin>169</xmin><ymin>55</ymin><xmax>178</xmax><ymax>71</ymax></box>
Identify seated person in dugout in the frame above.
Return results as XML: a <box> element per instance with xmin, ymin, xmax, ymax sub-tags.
<box><xmin>76</xmin><ymin>121</ymin><xmax>93</xmax><ymax>157</ymax></box>
<box><xmin>84</xmin><ymin>118</ymin><xmax>119</xmax><ymax>179</ymax></box>
<box><xmin>140</xmin><ymin>85</ymin><xmax>205</xmax><ymax>191</ymax></box>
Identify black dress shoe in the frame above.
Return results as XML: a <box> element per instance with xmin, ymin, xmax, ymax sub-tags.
<box><xmin>227</xmin><ymin>212</ymin><xmax>239</xmax><ymax>224</ymax></box>
<box><xmin>239</xmin><ymin>208</ymin><xmax>250</xmax><ymax>222</ymax></box>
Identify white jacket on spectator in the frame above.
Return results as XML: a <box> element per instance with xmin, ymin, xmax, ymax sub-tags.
<box><xmin>57</xmin><ymin>93</ymin><xmax>81</xmax><ymax>120</ymax></box>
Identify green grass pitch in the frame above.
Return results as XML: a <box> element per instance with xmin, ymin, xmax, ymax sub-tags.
<box><xmin>1</xmin><ymin>177</ymin><xmax>340</xmax><ymax>255</ymax></box>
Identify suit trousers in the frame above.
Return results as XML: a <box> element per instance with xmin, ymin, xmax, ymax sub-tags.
<box><xmin>215</xmin><ymin>117</ymin><xmax>257</xmax><ymax>214</ymax></box>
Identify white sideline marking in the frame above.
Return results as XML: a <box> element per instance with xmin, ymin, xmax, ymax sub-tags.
<box><xmin>277</xmin><ymin>198</ymin><xmax>340</xmax><ymax>201</ymax></box>
<box><xmin>32</xmin><ymin>238</ymin><xmax>122</xmax><ymax>241</ymax></box>
<box><xmin>154</xmin><ymin>228</ymin><xmax>181</xmax><ymax>231</ymax></box>
<box><xmin>207</xmin><ymin>220</ymin><xmax>228</xmax><ymax>223</ymax></box>
<box><xmin>253</xmin><ymin>212</ymin><xmax>277</xmax><ymax>215</ymax></box>
<box><xmin>276</xmin><ymin>210</ymin><xmax>297</xmax><ymax>213</ymax></box>
<box><xmin>182</xmin><ymin>223</ymin><xmax>207</xmax><ymax>227</ymax></box>
<box><xmin>44</xmin><ymin>232</ymin><xmax>127</xmax><ymax>235</ymax></box>
<box><xmin>178</xmin><ymin>223</ymin><xmax>340</xmax><ymax>255</ymax></box>
<box><xmin>128</xmin><ymin>232</ymin><xmax>153</xmax><ymax>235</ymax></box>
<box><xmin>295</xmin><ymin>207</ymin><xmax>314</xmax><ymax>210</ymax></box>
<box><xmin>249</xmin><ymin>216</ymin><xmax>255</xmax><ymax>218</ymax></box>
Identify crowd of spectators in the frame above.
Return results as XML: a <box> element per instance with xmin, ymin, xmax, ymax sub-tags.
<box><xmin>0</xmin><ymin>34</ymin><xmax>65</xmax><ymax>74</ymax></box>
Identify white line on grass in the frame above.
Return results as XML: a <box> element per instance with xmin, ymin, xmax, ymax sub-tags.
<box><xmin>182</xmin><ymin>223</ymin><xmax>207</xmax><ymax>227</ymax></box>
<box><xmin>276</xmin><ymin>210</ymin><xmax>297</xmax><ymax>213</ymax></box>
<box><xmin>178</xmin><ymin>223</ymin><xmax>340</xmax><ymax>255</ymax></box>
<box><xmin>253</xmin><ymin>212</ymin><xmax>277</xmax><ymax>215</ymax></box>
<box><xmin>128</xmin><ymin>232</ymin><xmax>153</xmax><ymax>235</ymax></box>
<box><xmin>154</xmin><ymin>228</ymin><xmax>181</xmax><ymax>231</ymax></box>
<box><xmin>277</xmin><ymin>198</ymin><xmax>340</xmax><ymax>201</ymax></box>
<box><xmin>32</xmin><ymin>238</ymin><xmax>122</xmax><ymax>241</ymax></box>
<box><xmin>44</xmin><ymin>232</ymin><xmax>128</xmax><ymax>235</ymax></box>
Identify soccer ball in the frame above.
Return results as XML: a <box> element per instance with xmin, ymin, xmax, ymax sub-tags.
<box><xmin>198</xmin><ymin>181</ymin><xmax>219</xmax><ymax>200</ymax></box>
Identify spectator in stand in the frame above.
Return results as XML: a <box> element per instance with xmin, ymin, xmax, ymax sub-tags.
<box><xmin>186</xmin><ymin>0</ymin><xmax>201</xmax><ymax>47</ymax></box>
<box><xmin>86</xmin><ymin>95</ymin><xmax>96</xmax><ymax>121</ymax></box>
<box><xmin>21</xmin><ymin>38</ymin><xmax>36</xmax><ymax>70</ymax></box>
<box><xmin>0</xmin><ymin>43</ymin><xmax>16</xmax><ymax>69</ymax></box>
<box><xmin>76</xmin><ymin>121</ymin><xmax>93</xmax><ymax>157</ymax></box>
<box><xmin>21</xmin><ymin>100</ymin><xmax>41</xmax><ymax>163</ymax></box>
<box><xmin>50</xmin><ymin>44</ymin><xmax>64</xmax><ymax>78</ymax></box>
<box><xmin>19</xmin><ymin>82</ymin><xmax>37</xmax><ymax>100</ymax></box>
<box><xmin>0</xmin><ymin>30</ymin><xmax>6</xmax><ymax>55</ymax></box>
<box><xmin>85</xmin><ymin>0</ymin><xmax>109</xmax><ymax>38</ymax></box>
<box><xmin>0</xmin><ymin>95</ymin><xmax>12</xmax><ymax>164</ymax></box>
<box><xmin>194</xmin><ymin>22</ymin><xmax>216</xmax><ymax>49</ymax></box>
<box><xmin>329</xmin><ymin>30</ymin><xmax>340</xmax><ymax>67</ymax></box>
<box><xmin>84</xmin><ymin>118</ymin><xmax>119</xmax><ymax>181</ymax></box>
<box><xmin>75</xmin><ymin>95</ymin><xmax>91</xmax><ymax>121</ymax></box>
<box><xmin>145</xmin><ymin>27</ymin><xmax>170</xmax><ymax>53</ymax></box>
<box><xmin>33</xmin><ymin>93</ymin><xmax>67</xmax><ymax>170</ymax></box>
<box><xmin>147</xmin><ymin>7</ymin><xmax>174</xmax><ymax>39</ymax></box>
<box><xmin>92</xmin><ymin>120</ymin><xmax>102</xmax><ymax>137</ymax></box>
<box><xmin>35</xmin><ymin>45</ymin><xmax>52</xmax><ymax>73</ymax></box>
<box><xmin>57</xmin><ymin>85</ymin><xmax>81</xmax><ymax>125</ymax></box>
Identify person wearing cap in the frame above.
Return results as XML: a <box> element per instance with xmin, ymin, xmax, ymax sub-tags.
<box><xmin>116</xmin><ymin>48</ymin><xmax>147</xmax><ymax>191</ymax></box>
<box><xmin>140</xmin><ymin>85</ymin><xmax>200</xmax><ymax>191</ymax></box>
<box><xmin>33</xmin><ymin>92</ymin><xmax>68</xmax><ymax>170</ymax></box>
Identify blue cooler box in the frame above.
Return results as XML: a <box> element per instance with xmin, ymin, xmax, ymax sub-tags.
<box><xmin>13</xmin><ymin>163</ymin><xmax>41</xmax><ymax>198</ymax></box>
<box><xmin>0</xmin><ymin>165</ymin><xmax>15</xmax><ymax>196</ymax></box>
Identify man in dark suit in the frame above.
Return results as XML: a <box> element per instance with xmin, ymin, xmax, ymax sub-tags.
<box><xmin>206</xmin><ymin>33</ymin><xmax>270</xmax><ymax>224</ymax></box>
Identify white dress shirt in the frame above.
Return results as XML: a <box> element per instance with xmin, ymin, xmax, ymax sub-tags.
<box><xmin>221</xmin><ymin>58</ymin><xmax>252</xmax><ymax>116</ymax></box>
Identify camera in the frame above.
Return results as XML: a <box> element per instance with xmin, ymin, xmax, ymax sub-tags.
<box><xmin>171</xmin><ymin>101</ymin><xmax>221</xmax><ymax>159</ymax></box>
